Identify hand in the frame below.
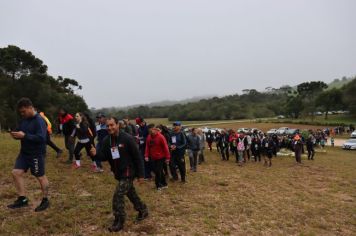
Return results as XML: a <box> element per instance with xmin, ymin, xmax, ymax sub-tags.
<box><xmin>90</xmin><ymin>146</ymin><xmax>96</xmax><ymax>156</ymax></box>
<box><xmin>171</xmin><ymin>145</ymin><xmax>176</xmax><ymax>150</ymax></box>
<box><xmin>10</xmin><ymin>131</ymin><xmax>25</xmax><ymax>139</ymax></box>
<box><xmin>144</xmin><ymin>157</ymin><xmax>149</xmax><ymax>162</ymax></box>
<box><xmin>165</xmin><ymin>159</ymin><xmax>170</xmax><ymax>164</ymax></box>
<box><xmin>76</xmin><ymin>124</ymin><xmax>80</xmax><ymax>128</ymax></box>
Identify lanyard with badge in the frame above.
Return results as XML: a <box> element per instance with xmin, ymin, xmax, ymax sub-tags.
<box><xmin>110</xmin><ymin>135</ymin><xmax>120</xmax><ymax>159</ymax></box>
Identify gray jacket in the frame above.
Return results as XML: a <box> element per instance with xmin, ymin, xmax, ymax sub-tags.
<box><xmin>187</xmin><ymin>134</ymin><xmax>200</xmax><ymax>151</ymax></box>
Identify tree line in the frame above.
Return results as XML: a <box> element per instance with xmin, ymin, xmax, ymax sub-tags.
<box><xmin>0</xmin><ymin>45</ymin><xmax>88</xmax><ymax>130</ymax></box>
<box><xmin>1</xmin><ymin>45</ymin><xmax>354</xmax><ymax>129</ymax></box>
<box><xmin>95</xmin><ymin>78</ymin><xmax>355</xmax><ymax>121</ymax></box>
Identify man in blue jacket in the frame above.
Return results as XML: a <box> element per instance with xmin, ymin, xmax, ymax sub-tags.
<box><xmin>7</xmin><ymin>98</ymin><xmax>50</xmax><ymax>212</ymax></box>
<box><xmin>169</xmin><ymin>121</ymin><xmax>187</xmax><ymax>183</ymax></box>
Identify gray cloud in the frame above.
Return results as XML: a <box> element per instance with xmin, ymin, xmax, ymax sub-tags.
<box><xmin>1</xmin><ymin>0</ymin><xmax>355</xmax><ymax>108</ymax></box>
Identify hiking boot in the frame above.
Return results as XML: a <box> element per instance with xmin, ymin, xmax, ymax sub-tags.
<box><xmin>7</xmin><ymin>196</ymin><xmax>29</xmax><ymax>209</ymax></box>
<box><xmin>136</xmin><ymin>208</ymin><xmax>149</xmax><ymax>222</ymax></box>
<box><xmin>108</xmin><ymin>216</ymin><xmax>124</xmax><ymax>232</ymax></box>
<box><xmin>35</xmin><ymin>198</ymin><xmax>49</xmax><ymax>212</ymax></box>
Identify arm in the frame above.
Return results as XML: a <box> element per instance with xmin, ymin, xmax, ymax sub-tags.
<box><xmin>176</xmin><ymin>132</ymin><xmax>187</xmax><ymax>150</ymax></box>
<box><xmin>161</xmin><ymin>135</ymin><xmax>171</xmax><ymax>160</ymax></box>
<box><xmin>23</xmin><ymin>118</ymin><xmax>46</xmax><ymax>143</ymax></box>
<box><xmin>144</xmin><ymin>136</ymin><xmax>150</xmax><ymax>159</ymax></box>
<box><xmin>128</xmin><ymin>136</ymin><xmax>144</xmax><ymax>179</ymax></box>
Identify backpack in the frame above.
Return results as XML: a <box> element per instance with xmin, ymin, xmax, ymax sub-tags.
<box><xmin>237</xmin><ymin>138</ymin><xmax>245</xmax><ymax>151</ymax></box>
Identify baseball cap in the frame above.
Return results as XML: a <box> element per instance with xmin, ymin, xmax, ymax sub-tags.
<box><xmin>173</xmin><ymin>121</ymin><xmax>181</xmax><ymax>126</ymax></box>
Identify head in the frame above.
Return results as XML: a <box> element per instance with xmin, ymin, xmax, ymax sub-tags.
<box><xmin>191</xmin><ymin>128</ymin><xmax>197</xmax><ymax>135</ymax></box>
<box><xmin>147</xmin><ymin>123</ymin><xmax>158</xmax><ymax>135</ymax></box>
<box><xmin>106</xmin><ymin>117</ymin><xmax>120</xmax><ymax>135</ymax></box>
<box><xmin>58</xmin><ymin>107</ymin><xmax>68</xmax><ymax>116</ymax></box>
<box><xmin>135</xmin><ymin>117</ymin><xmax>146</xmax><ymax>127</ymax></box>
<box><xmin>173</xmin><ymin>121</ymin><xmax>182</xmax><ymax>132</ymax></box>
<box><xmin>75</xmin><ymin>112</ymin><xmax>84</xmax><ymax>123</ymax></box>
<box><xmin>17</xmin><ymin>97</ymin><xmax>35</xmax><ymax>119</ymax></box>
<box><xmin>96</xmin><ymin>113</ymin><xmax>106</xmax><ymax>124</ymax></box>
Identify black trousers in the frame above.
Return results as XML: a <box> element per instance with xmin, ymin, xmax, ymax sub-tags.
<box><xmin>74</xmin><ymin>142</ymin><xmax>95</xmax><ymax>161</ymax></box>
<box><xmin>152</xmin><ymin>158</ymin><xmax>167</xmax><ymax>188</ymax></box>
<box><xmin>46</xmin><ymin>132</ymin><xmax>61</xmax><ymax>153</ymax></box>
<box><xmin>170</xmin><ymin>154</ymin><xmax>186</xmax><ymax>181</ymax></box>
<box><xmin>220</xmin><ymin>145</ymin><xmax>229</xmax><ymax>160</ymax></box>
<box><xmin>307</xmin><ymin>148</ymin><xmax>315</xmax><ymax>160</ymax></box>
<box><xmin>64</xmin><ymin>135</ymin><xmax>75</xmax><ymax>161</ymax></box>
<box><xmin>252</xmin><ymin>149</ymin><xmax>261</xmax><ymax>162</ymax></box>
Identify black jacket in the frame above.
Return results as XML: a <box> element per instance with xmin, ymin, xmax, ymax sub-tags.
<box><xmin>97</xmin><ymin>131</ymin><xmax>144</xmax><ymax>180</ymax></box>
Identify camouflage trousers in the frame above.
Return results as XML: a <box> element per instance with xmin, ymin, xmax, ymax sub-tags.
<box><xmin>112</xmin><ymin>178</ymin><xmax>147</xmax><ymax>220</ymax></box>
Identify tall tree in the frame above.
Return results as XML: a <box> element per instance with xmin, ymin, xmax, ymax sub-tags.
<box><xmin>316</xmin><ymin>89</ymin><xmax>344</xmax><ymax>119</ymax></box>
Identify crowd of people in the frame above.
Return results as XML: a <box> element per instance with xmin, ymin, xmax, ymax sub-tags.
<box><xmin>7</xmin><ymin>97</ymin><xmax>342</xmax><ymax>232</ymax></box>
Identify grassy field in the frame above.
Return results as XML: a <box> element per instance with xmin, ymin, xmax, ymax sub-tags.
<box><xmin>0</xmin><ymin>133</ymin><xmax>355</xmax><ymax>235</ymax></box>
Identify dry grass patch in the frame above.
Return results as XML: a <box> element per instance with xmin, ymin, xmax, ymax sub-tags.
<box><xmin>0</xmin><ymin>133</ymin><xmax>355</xmax><ymax>235</ymax></box>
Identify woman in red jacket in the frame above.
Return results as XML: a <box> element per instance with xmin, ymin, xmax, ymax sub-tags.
<box><xmin>145</xmin><ymin>124</ymin><xmax>170</xmax><ymax>190</ymax></box>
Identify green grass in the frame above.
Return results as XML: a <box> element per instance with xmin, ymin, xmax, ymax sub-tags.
<box><xmin>0</xmin><ymin>133</ymin><xmax>355</xmax><ymax>235</ymax></box>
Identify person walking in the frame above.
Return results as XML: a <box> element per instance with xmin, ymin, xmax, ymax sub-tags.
<box><xmin>206</xmin><ymin>130</ymin><xmax>214</xmax><ymax>152</ymax></box>
<box><xmin>90</xmin><ymin>117</ymin><xmax>148</xmax><ymax>232</ymax></box>
<box><xmin>95</xmin><ymin>113</ymin><xmax>108</xmax><ymax>172</ymax></box>
<box><xmin>145</xmin><ymin>124</ymin><xmax>170</xmax><ymax>190</ymax></box>
<box><xmin>293</xmin><ymin>135</ymin><xmax>303</xmax><ymax>164</ymax></box>
<box><xmin>39</xmin><ymin>110</ymin><xmax>63</xmax><ymax>158</ymax></box>
<box><xmin>71</xmin><ymin>112</ymin><xmax>96</xmax><ymax>170</ymax></box>
<box><xmin>169</xmin><ymin>121</ymin><xmax>187</xmax><ymax>182</ymax></box>
<box><xmin>7</xmin><ymin>98</ymin><xmax>50</xmax><ymax>212</ymax></box>
<box><xmin>197</xmin><ymin>128</ymin><xmax>206</xmax><ymax>164</ymax></box>
<box><xmin>187</xmin><ymin>128</ymin><xmax>201</xmax><ymax>172</ymax></box>
<box><xmin>58</xmin><ymin>108</ymin><xmax>76</xmax><ymax>163</ymax></box>
<box><xmin>306</xmin><ymin>134</ymin><xmax>315</xmax><ymax>160</ymax></box>
<box><xmin>136</xmin><ymin>117</ymin><xmax>152</xmax><ymax>180</ymax></box>
<box><xmin>218</xmin><ymin>129</ymin><xmax>229</xmax><ymax>161</ymax></box>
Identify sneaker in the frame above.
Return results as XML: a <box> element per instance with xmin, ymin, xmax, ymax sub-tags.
<box><xmin>35</xmin><ymin>198</ymin><xmax>50</xmax><ymax>212</ymax></box>
<box><xmin>157</xmin><ymin>187</ymin><xmax>162</xmax><ymax>191</ymax></box>
<box><xmin>7</xmin><ymin>196</ymin><xmax>29</xmax><ymax>209</ymax></box>
<box><xmin>72</xmin><ymin>163</ymin><xmax>81</xmax><ymax>169</ymax></box>
<box><xmin>56</xmin><ymin>150</ymin><xmax>63</xmax><ymax>158</ymax></box>
<box><xmin>161</xmin><ymin>185</ymin><xmax>168</xmax><ymax>189</ymax></box>
<box><xmin>93</xmin><ymin>167</ymin><xmax>104</xmax><ymax>173</ymax></box>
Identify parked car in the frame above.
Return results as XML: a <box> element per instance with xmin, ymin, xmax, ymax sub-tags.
<box><xmin>276</xmin><ymin>127</ymin><xmax>289</xmax><ymax>135</ymax></box>
<box><xmin>237</xmin><ymin>128</ymin><xmax>250</xmax><ymax>133</ymax></box>
<box><xmin>267</xmin><ymin>129</ymin><xmax>277</xmax><ymax>135</ymax></box>
<box><xmin>286</xmin><ymin>129</ymin><xmax>300</xmax><ymax>136</ymax></box>
<box><xmin>342</xmin><ymin>139</ymin><xmax>356</xmax><ymax>150</ymax></box>
<box><xmin>351</xmin><ymin>130</ymin><xmax>356</xmax><ymax>138</ymax></box>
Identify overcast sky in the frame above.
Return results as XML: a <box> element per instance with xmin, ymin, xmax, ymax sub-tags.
<box><xmin>1</xmin><ymin>0</ymin><xmax>356</xmax><ymax>108</ymax></box>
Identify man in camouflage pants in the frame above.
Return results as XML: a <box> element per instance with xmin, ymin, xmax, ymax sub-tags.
<box><xmin>91</xmin><ymin>117</ymin><xmax>148</xmax><ymax>232</ymax></box>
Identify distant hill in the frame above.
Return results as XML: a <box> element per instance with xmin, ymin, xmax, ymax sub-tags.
<box><xmin>327</xmin><ymin>77</ymin><xmax>354</xmax><ymax>90</ymax></box>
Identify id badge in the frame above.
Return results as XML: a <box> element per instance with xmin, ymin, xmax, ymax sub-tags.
<box><xmin>59</xmin><ymin>124</ymin><xmax>63</xmax><ymax>130</ymax></box>
<box><xmin>255</xmin><ymin>144</ymin><xmax>258</xmax><ymax>149</ymax></box>
<box><xmin>140</xmin><ymin>140</ymin><xmax>144</xmax><ymax>145</ymax></box>
<box><xmin>111</xmin><ymin>147</ymin><xmax>120</xmax><ymax>159</ymax></box>
<box><xmin>171</xmin><ymin>136</ymin><xmax>177</xmax><ymax>144</ymax></box>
